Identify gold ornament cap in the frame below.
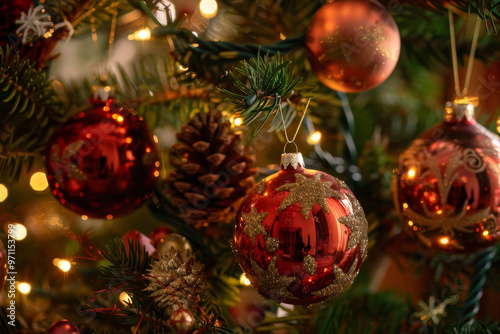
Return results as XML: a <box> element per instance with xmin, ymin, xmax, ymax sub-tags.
<box><xmin>444</xmin><ymin>100</ymin><xmax>475</xmax><ymax>122</ymax></box>
<box><xmin>281</xmin><ymin>152</ymin><xmax>305</xmax><ymax>170</ymax></box>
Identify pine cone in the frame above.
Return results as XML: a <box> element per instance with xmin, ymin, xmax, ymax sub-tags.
<box><xmin>144</xmin><ymin>248</ymin><xmax>207</xmax><ymax>315</ymax></box>
<box><xmin>166</xmin><ymin>111</ymin><xmax>256</xmax><ymax>228</ymax></box>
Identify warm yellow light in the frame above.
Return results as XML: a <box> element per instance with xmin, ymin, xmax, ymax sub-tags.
<box><xmin>407</xmin><ymin>168</ymin><xmax>416</xmax><ymax>179</ymax></box>
<box><xmin>106</xmin><ymin>214</ymin><xmax>113</xmax><ymax>220</ymax></box>
<box><xmin>11</xmin><ymin>223</ymin><xmax>27</xmax><ymax>241</ymax></box>
<box><xmin>57</xmin><ymin>259</ymin><xmax>71</xmax><ymax>272</ymax></box>
<box><xmin>119</xmin><ymin>291</ymin><xmax>133</xmax><ymax>305</ymax></box>
<box><xmin>402</xmin><ymin>203</ymin><xmax>408</xmax><ymax>210</ymax></box>
<box><xmin>239</xmin><ymin>273</ymin><xmax>251</xmax><ymax>286</ymax></box>
<box><xmin>179</xmin><ymin>64</ymin><xmax>189</xmax><ymax>71</ymax></box>
<box><xmin>130</xmin><ymin>28</ymin><xmax>151</xmax><ymax>41</ymax></box>
<box><xmin>81</xmin><ymin>215</ymin><xmax>88</xmax><ymax>221</ymax></box>
<box><xmin>408</xmin><ymin>220</ymin><xmax>414</xmax><ymax>226</ymax></box>
<box><xmin>234</xmin><ymin>118</ymin><xmax>243</xmax><ymax>126</ymax></box>
<box><xmin>436</xmin><ymin>210</ymin><xmax>443</xmax><ymax>215</ymax></box>
<box><xmin>154</xmin><ymin>171</ymin><xmax>160</xmax><ymax>177</ymax></box>
<box><xmin>116</xmin><ymin>115</ymin><xmax>124</xmax><ymax>123</ymax></box>
<box><xmin>30</xmin><ymin>172</ymin><xmax>49</xmax><ymax>191</ymax></box>
<box><xmin>0</xmin><ymin>184</ymin><xmax>8</xmax><ymax>202</ymax></box>
<box><xmin>483</xmin><ymin>230</ymin><xmax>489</xmax><ymax>237</ymax></box>
<box><xmin>52</xmin><ymin>258</ymin><xmax>60</xmax><ymax>266</ymax></box>
<box><xmin>308</xmin><ymin>131</ymin><xmax>322</xmax><ymax>145</ymax></box>
<box><xmin>153</xmin><ymin>135</ymin><xmax>159</xmax><ymax>143</ymax></box>
<box><xmin>18</xmin><ymin>282</ymin><xmax>31</xmax><ymax>295</ymax></box>
<box><xmin>199</xmin><ymin>0</ymin><xmax>218</xmax><ymax>18</ymax></box>
<box><xmin>125</xmin><ymin>137</ymin><xmax>133</xmax><ymax>144</ymax></box>
<box><xmin>439</xmin><ymin>237</ymin><xmax>450</xmax><ymax>245</ymax></box>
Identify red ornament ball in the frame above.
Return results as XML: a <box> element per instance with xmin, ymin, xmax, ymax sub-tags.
<box><xmin>122</xmin><ymin>230</ymin><xmax>156</xmax><ymax>256</ymax></box>
<box><xmin>393</xmin><ymin>102</ymin><xmax>500</xmax><ymax>253</ymax></box>
<box><xmin>149</xmin><ymin>226</ymin><xmax>172</xmax><ymax>247</ymax></box>
<box><xmin>233</xmin><ymin>153</ymin><xmax>368</xmax><ymax>305</ymax></box>
<box><xmin>45</xmin><ymin>98</ymin><xmax>160</xmax><ymax>218</ymax></box>
<box><xmin>170</xmin><ymin>308</ymin><xmax>195</xmax><ymax>334</ymax></box>
<box><xmin>306</xmin><ymin>0</ymin><xmax>400</xmax><ymax>93</ymax></box>
<box><xmin>47</xmin><ymin>320</ymin><xmax>80</xmax><ymax>334</ymax></box>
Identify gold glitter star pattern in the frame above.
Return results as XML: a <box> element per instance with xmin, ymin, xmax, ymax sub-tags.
<box><xmin>338</xmin><ymin>192</ymin><xmax>368</xmax><ymax>259</ymax></box>
<box><xmin>265</xmin><ymin>237</ymin><xmax>279</xmax><ymax>252</ymax></box>
<box><xmin>277</xmin><ymin>173</ymin><xmax>343</xmax><ymax>219</ymax></box>
<box><xmin>303</xmin><ymin>255</ymin><xmax>316</xmax><ymax>275</ymax></box>
<box><xmin>242</xmin><ymin>208</ymin><xmax>268</xmax><ymax>243</ymax></box>
<box><xmin>249</xmin><ymin>257</ymin><xmax>296</xmax><ymax>301</ymax></box>
<box><xmin>256</xmin><ymin>180</ymin><xmax>266</xmax><ymax>195</ymax></box>
<box><xmin>312</xmin><ymin>258</ymin><xmax>358</xmax><ymax>298</ymax></box>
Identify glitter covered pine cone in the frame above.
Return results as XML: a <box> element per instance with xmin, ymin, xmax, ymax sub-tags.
<box><xmin>165</xmin><ymin>111</ymin><xmax>257</xmax><ymax>228</ymax></box>
<box><xmin>144</xmin><ymin>248</ymin><xmax>207</xmax><ymax>315</ymax></box>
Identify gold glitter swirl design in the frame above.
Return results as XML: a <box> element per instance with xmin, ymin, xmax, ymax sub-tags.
<box><xmin>312</xmin><ymin>258</ymin><xmax>358</xmax><ymax>298</ymax></box>
<box><xmin>339</xmin><ymin>192</ymin><xmax>368</xmax><ymax>259</ymax></box>
<box><xmin>276</xmin><ymin>173</ymin><xmax>343</xmax><ymax>219</ymax></box>
<box><xmin>265</xmin><ymin>237</ymin><xmax>279</xmax><ymax>252</ymax></box>
<box><xmin>249</xmin><ymin>257</ymin><xmax>297</xmax><ymax>301</ymax></box>
<box><xmin>303</xmin><ymin>255</ymin><xmax>316</xmax><ymax>275</ymax></box>
<box><xmin>242</xmin><ymin>208</ymin><xmax>268</xmax><ymax>243</ymax></box>
<box><xmin>256</xmin><ymin>180</ymin><xmax>266</xmax><ymax>195</ymax></box>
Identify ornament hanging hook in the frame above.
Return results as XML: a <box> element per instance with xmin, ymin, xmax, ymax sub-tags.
<box><xmin>279</xmin><ymin>97</ymin><xmax>311</xmax><ymax>154</ymax></box>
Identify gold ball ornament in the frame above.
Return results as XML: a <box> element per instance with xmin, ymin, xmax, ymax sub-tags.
<box><xmin>155</xmin><ymin>233</ymin><xmax>193</xmax><ymax>254</ymax></box>
<box><xmin>306</xmin><ymin>0</ymin><xmax>401</xmax><ymax>93</ymax></box>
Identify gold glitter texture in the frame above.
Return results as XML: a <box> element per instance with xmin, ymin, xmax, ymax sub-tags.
<box><xmin>265</xmin><ymin>237</ymin><xmax>280</xmax><ymax>252</ymax></box>
<box><xmin>249</xmin><ymin>257</ymin><xmax>297</xmax><ymax>301</ymax></box>
<box><xmin>242</xmin><ymin>208</ymin><xmax>268</xmax><ymax>243</ymax></box>
<box><xmin>312</xmin><ymin>258</ymin><xmax>358</xmax><ymax>298</ymax></box>
<box><xmin>256</xmin><ymin>180</ymin><xmax>266</xmax><ymax>195</ymax></box>
<box><xmin>339</xmin><ymin>192</ymin><xmax>368</xmax><ymax>259</ymax></box>
<box><xmin>303</xmin><ymin>255</ymin><xmax>316</xmax><ymax>275</ymax></box>
<box><xmin>277</xmin><ymin>173</ymin><xmax>342</xmax><ymax>219</ymax></box>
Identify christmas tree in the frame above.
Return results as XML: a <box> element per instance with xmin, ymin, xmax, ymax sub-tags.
<box><xmin>1</xmin><ymin>0</ymin><xmax>500</xmax><ymax>333</ymax></box>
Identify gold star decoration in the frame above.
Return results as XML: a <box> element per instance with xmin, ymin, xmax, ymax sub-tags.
<box><xmin>242</xmin><ymin>208</ymin><xmax>268</xmax><ymax>243</ymax></box>
<box><xmin>276</xmin><ymin>173</ymin><xmax>343</xmax><ymax>219</ymax></box>
<box><xmin>338</xmin><ymin>192</ymin><xmax>368</xmax><ymax>259</ymax></box>
<box><xmin>265</xmin><ymin>237</ymin><xmax>279</xmax><ymax>252</ymax></box>
<box><xmin>256</xmin><ymin>180</ymin><xmax>266</xmax><ymax>195</ymax></box>
<box><xmin>312</xmin><ymin>257</ymin><xmax>358</xmax><ymax>298</ymax></box>
<box><xmin>249</xmin><ymin>257</ymin><xmax>297</xmax><ymax>302</ymax></box>
<box><xmin>303</xmin><ymin>255</ymin><xmax>316</xmax><ymax>275</ymax></box>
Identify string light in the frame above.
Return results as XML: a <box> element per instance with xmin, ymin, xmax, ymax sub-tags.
<box><xmin>483</xmin><ymin>230</ymin><xmax>489</xmax><ymax>237</ymax></box>
<box><xmin>30</xmin><ymin>172</ymin><xmax>49</xmax><ymax>191</ymax></box>
<box><xmin>439</xmin><ymin>237</ymin><xmax>450</xmax><ymax>245</ymax></box>
<box><xmin>407</xmin><ymin>168</ymin><xmax>416</xmax><ymax>179</ymax></box>
<box><xmin>234</xmin><ymin>118</ymin><xmax>243</xmax><ymax>126</ymax></box>
<box><xmin>57</xmin><ymin>259</ymin><xmax>72</xmax><ymax>272</ymax></box>
<box><xmin>239</xmin><ymin>273</ymin><xmax>251</xmax><ymax>286</ymax></box>
<box><xmin>128</xmin><ymin>28</ymin><xmax>151</xmax><ymax>41</ymax></box>
<box><xmin>119</xmin><ymin>291</ymin><xmax>133</xmax><ymax>305</ymax></box>
<box><xmin>199</xmin><ymin>0</ymin><xmax>218</xmax><ymax>19</ymax></box>
<box><xmin>18</xmin><ymin>282</ymin><xmax>31</xmax><ymax>295</ymax></box>
<box><xmin>307</xmin><ymin>131</ymin><xmax>322</xmax><ymax>145</ymax></box>
<box><xmin>11</xmin><ymin>223</ymin><xmax>27</xmax><ymax>241</ymax></box>
<box><xmin>0</xmin><ymin>184</ymin><xmax>8</xmax><ymax>202</ymax></box>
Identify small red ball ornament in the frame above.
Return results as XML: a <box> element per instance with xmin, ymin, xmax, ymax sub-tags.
<box><xmin>393</xmin><ymin>102</ymin><xmax>500</xmax><ymax>253</ymax></box>
<box><xmin>305</xmin><ymin>0</ymin><xmax>400</xmax><ymax>93</ymax></box>
<box><xmin>169</xmin><ymin>308</ymin><xmax>195</xmax><ymax>334</ymax></box>
<box><xmin>46</xmin><ymin>320</ymin><xmax>80</xmax><ymax>334</ymax></box>
<box><xmin>45</xmin><ymin>98</ymin><xmax>160</xmax><ymax>218</ymax></box>
<box><xmin>233</xmin><ymin>153</ymin><xmax>368</xmax><ymax>305</ymax></box>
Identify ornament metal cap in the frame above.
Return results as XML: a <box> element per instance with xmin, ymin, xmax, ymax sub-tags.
<box><xmin>281</xmin><ymin>152</ymin><xmax>305</xmax><ymax>170</ymax></box>
<box><xmin>444</xmin><ymin>101</ymin><xmax>475</xmax><ymax>122</ymax></box>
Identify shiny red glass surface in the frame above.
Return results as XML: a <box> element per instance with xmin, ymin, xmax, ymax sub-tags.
<box><xmin>45</xmin><ymin>99</ymin><xmax>160</xmax><ymax>218</ymax></box>
<box><xmin>234</xmin><ymin>164</ymin><xmax>363</xmax><ymax>304</ymax></box>
<box><xmin>393</xmin><ymin>108</ymin><xmax>500</xmax><ymax>253</ymax></box>
<box><xmin>305</xmin><ymin>0</ymin><xmax>400</xmax><ymax>93</ymax></box>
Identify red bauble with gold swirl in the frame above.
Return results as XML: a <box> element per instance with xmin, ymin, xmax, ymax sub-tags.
<box><xmin>393</xmin><ymin>102</ymin><xmax>500</xmax><ymax>253</ymax></box>
<box><xmin>233</xmin><ymin>153</ymin><xmax>368</xmax><ymax>305</ymax></box>
<box><xmin>305</xmin><ymin>0</ymin><xmax>400</xmax><ymax>93</ymax></box>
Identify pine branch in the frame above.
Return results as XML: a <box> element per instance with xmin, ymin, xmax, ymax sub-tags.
<box><xmin>220</xmin><ymin>52</ymin><xmax>302</xmax><ymax>135</ymax></box>
<box><xmin>0</xmin><ymin>46</ymin><xmax>63</xmax><ymax>181</ymax></box>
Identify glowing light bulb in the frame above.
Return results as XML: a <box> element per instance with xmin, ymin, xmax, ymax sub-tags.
<box><xmin>407</xmin><ymin>168</ymin><xmax>416</xmax><ymax>179</ymax></box>
<box><xmin>483</xmin><ymin>230</ymin><xmax>489</xmax><ymax>237</ymax></box>
<box><xmin>0</xmin><ymin>184</ymin><xmax>8</xmax><ymax>202</ymax></box>
<box><xmin>408</xmin><ymin>220</ymin><xmax>413</xmax><ymax>226</ymax></box>
<box><xmin>439</xmin><ymin>237</ymin><xmax>450</xmax><ymax>245</ymax></box>
<box><xmin>133</xmin><ymin>28</ymin><xmax>151</xmax><ymax>40</ymax></box>
<box><xmin>307</xmin><ymin>131</ymin><xmax>322</xmax><ymax>145</ymax></box>
<box><xmin>11</xmin><ymin>223</ymin><xmax>27</xmax><ymax>241</ymax></box>
<box><xmin>233</xmin><ymin>118</ymin><xmax>243</xmax><ymax>126</ymax></box>
<box><xmin>18</xmin><ymin>282</ymin><xmax>31</xmax><ymax>295</ymax></box>
<box><xmin>119</xmin><ymin>291</ymin><xmax>133</xmax><ymax>305</ymax></box>
<box><xmin>81</xmin><ymin>215</ymin><xmax>88</xmax><ymax>221</ymax></box>
<box><xmin>57</xmin><ymin>259</ymin><xmax>71</xmax><ymax>272</ymax></box>
<box><xmin>30</xmin><ymin>172</ymin><xmax>49</xmax><ymax>191</ymax></box>
<box><xmin>239</xmin><ymin>273</ymin><xmax>251</xmax><ymax>286</ymax></box>
<box><xmin>199</xmin><ymin>0</ymin><xmax>218</xmax><ymax>18</ymax></box>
